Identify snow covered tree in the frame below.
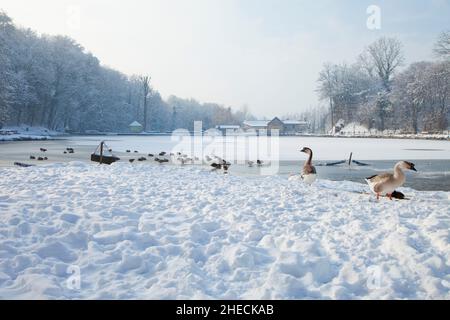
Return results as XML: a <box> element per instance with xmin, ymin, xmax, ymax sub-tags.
<box><xmin>362</xmin><ymin>37</ymin><xmax>404</xmax><ymax>91</ymax></box>
<box><xmin>317</xmin><ymin>63</ymin><xmax>338</xmax><ymax>129</ymax></box>
<box><xmin>434</xmin><ymin>31</ymin><xmax>450</xmax><ymax>60</ymax></box>
<box><xmin>360</xmin><ymin>37</ymin><xmax>404</xmax><ymax>131</ymax></box>
<box><xmin>317</xmin><ymin>62</ymin><xmax>379</xmax><ymax>131</ymax></box>
<box><xmin>392</xmin><ymin>62</ymin><xmax>431</xmax><ymax>133</ymax></box>
<box><xmin>426</xmin><ymin>61</ymin><xmax>450</xmax><ymax>131</ymax></box>
<box><xmin>392</xmin><ymin>60</ymin><xmax>449</xmax><ymax>133</ymax></box>
<box><xmin>139</xmin><ymin>76</ymin><xmax>151</xmax><ymax>132</ymax></box>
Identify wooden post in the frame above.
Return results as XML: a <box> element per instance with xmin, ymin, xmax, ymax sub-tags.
<box><xmin>99</xmin><ymin>141</ymin><xmax>104</xmax><ymax>164</ymax></box>
<box><xmin>348</xmin><ymin>152</ymin><xmax>353</xmax><ymax>166</ymax></box>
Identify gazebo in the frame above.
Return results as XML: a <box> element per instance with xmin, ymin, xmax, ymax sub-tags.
<box><xmin>129</xmin><ymin>121</ymin><xmax>143</xmax><ymax>133</ymax></box>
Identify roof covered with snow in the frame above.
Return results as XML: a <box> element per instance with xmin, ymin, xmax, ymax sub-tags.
<box><xmin>129</xmin><ymin>121</ymin><xmax>142</xmax><ymax>127</ymax></box>
<box><xmin>243</xmin><ymin>120</ymin><xmax>270</xmax><ymax>127</ymax></box>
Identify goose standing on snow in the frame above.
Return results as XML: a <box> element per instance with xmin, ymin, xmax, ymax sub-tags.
<box><xmin>300</xmin><ymin>147</ymin><xmax>317</xmax><ymax>184</ymax></box>
<box><xmin>365</xmin><ymin>161</ymin><xmax>417</xmax><ymax>200</ymax></box>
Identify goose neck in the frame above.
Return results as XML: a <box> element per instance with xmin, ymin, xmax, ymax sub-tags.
<box><xmin>394</xmin><ymin>163</ymin><xmax>405</xmax><ymax>179</ymax></box>
<box><xmin>305</xmin><ymin>151</ymin><xmax>313</xmax><ymax>165</ymax></box>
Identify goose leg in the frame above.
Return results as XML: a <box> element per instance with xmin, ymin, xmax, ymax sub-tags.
<box><xmin>387</xmin><ymin>193</ymin><xmax>393</xmax><ymax>200</ymax></box>
<box><xmin>376</xmin><ymin>193</ymin><xmax>380</xmax><ymax>200</ymax></box>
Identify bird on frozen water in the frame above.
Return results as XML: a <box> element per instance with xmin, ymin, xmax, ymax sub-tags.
<box><xmin>300</xmin><ymin>147</ymin><xmax>317</xmax><ymax>184</ymax></box>
<box><xmin>155</xmin><ymin>157</ymin><xmax>169</xmax><ymax>163</ymax></box>
<box><xmin>210</xmin><ymin>163</ymin><xmax>222</xmax><ymax>170</ymax></box>
<box><xmin>365</xmin><ymin>161</ymin><xmax>417</xmax><ymax>200</ymax></box>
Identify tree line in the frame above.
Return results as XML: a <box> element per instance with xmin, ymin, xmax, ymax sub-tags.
<box><xmin>0</xmin><ymin>12</ymin><xmax>250</xmax><ymax>132</ymax></box>
<box><xmin>317</xmin><ymin>34</ymin><xmax>450</xmax><ymax>134</ymax></box>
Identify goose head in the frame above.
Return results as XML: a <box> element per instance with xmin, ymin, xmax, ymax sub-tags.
<box><xmin>398</xmin><ymin>161</ymin><xmax>417</xmax><ymax>172</ymax></box>
<box><xmin>300</xmin><ymin>147</ymin><xmax>312</xmax><ymax>155</ymax></box>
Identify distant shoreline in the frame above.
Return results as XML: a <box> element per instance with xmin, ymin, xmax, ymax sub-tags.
<box><xmin>1</xmin><ymin>132</ymin><xmax>449</xmax><ymax>142</ymax></box>
<box><xmin>302</xmin><ymin>134</ymin><xmax>450</xmax><ymax>141</ymax></box>
<box><xmin>70</xmin><ymin>131</ymin><xmax>450</xmax><ymax>141</ymax></box>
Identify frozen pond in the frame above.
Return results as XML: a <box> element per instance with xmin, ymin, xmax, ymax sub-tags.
<box><xmin>0</xmin><ymin>135</ymin><xmax>449</xmax><ymax>191</ymax></box>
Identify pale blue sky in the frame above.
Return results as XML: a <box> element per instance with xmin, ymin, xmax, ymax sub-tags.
<box><xmin>1</xmin><ymin>0</ymin><xmax>449</xmax><ymax>117</ymax></box>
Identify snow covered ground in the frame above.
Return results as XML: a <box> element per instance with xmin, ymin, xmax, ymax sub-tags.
<box><xmin>0</xmin><ymin>126</ymin><xmax>61</xmax><ymax>141</ymax></box>
<box><xmin>0</xmin><ymin>162</ymin><xmax>449</xmax><ymax>299</ymax></box>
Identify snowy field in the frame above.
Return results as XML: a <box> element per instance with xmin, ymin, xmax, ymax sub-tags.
<box><xmin>0</xmin><ymin>162</ymin><xmax>449</xmax><ymax>299</ymax></box>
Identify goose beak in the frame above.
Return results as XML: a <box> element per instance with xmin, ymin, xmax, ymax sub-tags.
<box><xmin>411</xmin><ymin>167</ymin><xmax>417</xmax><ymax>172</ymax></box>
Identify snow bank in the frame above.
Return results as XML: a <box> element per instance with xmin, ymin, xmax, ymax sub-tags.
<box><xmin>0</xmin><ymin>126</ymin><xmax>61</xmax><ymax>141</ymax></box>
<box><xmin>339</xmin><ymin>123</ymin><xmax>371</xmax><ymax>136</ymax></box>
<box><xmin>0</xmin><ymin>163</ymin><xmax>448</xmax><ymax>299</ymax></box>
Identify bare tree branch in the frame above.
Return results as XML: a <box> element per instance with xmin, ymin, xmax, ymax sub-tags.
<box><xmin>434</xmin><ymin>31</ymin><xmax>450</xmax><ymax>60</ymax></box>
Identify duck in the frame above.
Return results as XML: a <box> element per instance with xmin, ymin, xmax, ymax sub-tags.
<box><xmin>211</xmin><ymin>163</ymin><xmax>222</xmax><ymax>170</ymax></box>
<box><xmin>159</xmin><ymin>152</ymin><xmax>166</xmax><ymax>156</ymax></box>
<box><xmin>248</xmin><ymin>161</ymin><xmax>254</xmax><ymax>167</ymax></box>
<box><xmin>129</xmin><ymin>159</ymin><xmax>135</xmax><ymax>163</ymax></box>
<box><xmin>138</xmin><ymin>157</ymin><xmax>147</xmax><ymax>161</ymax></box>
<box><xmin>365</xmin><ymin>161</ymin><xmax>417</xmax><ymax>200</ymax></box>
<box><xmin>300</xmin><ymin>147</ymin><xmax>317</xmax><ymax>184</ymax></box>
<box><xmin>148</xmin><ymin>154</ymin><xmax>154</xmax><ymax>157</ymax></box>
<box><xmin>40</xmin><ymin>148</ymin><xmax>47</xmax><ymax>152</ymax></box>
<box><xmin>30</xmin><ymin>155</ymin><xmax>36</xmax><ymax>160</ymax></box>
<box><xmin>126</xmin><ymin>150</ymin><xmax>131</xmax><ymax>153</ymax></box>
<box><xmin>155</xmin><ymin>157</ymin><xmax>169</xmax><ymax>164</ymax></box>
<box><xmin>257</xmin><ymin>160</ymin><xmax>264</xmax><ymax>167</ymax></box>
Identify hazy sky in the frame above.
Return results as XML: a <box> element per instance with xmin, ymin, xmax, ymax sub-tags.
<box><xmin>1</xmin><ymin>0</ymin><xmax>449</xmax><ymax>118</ymax></box>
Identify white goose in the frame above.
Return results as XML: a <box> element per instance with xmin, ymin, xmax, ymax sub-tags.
<box><xmin>365</xmin><ymin>161</ymin><xmax>417</xmax><ymax>200</ymax></box>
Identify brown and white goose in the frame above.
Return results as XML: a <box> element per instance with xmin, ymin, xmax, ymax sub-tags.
<box><xmin>365</xmin><ymin>161</ymin><xmax>417</xmax><ymax>200</ymax></box>
<box><xmin>300</xmin><ymin>147</ymin><xmax>317</xmax><ymax>184</ymax></box>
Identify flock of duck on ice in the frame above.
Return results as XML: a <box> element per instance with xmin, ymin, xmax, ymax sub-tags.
<box><xmin>27</xmin><ymin>144</ymin><xmax>418</xmax><ymax>201</ymax></box>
